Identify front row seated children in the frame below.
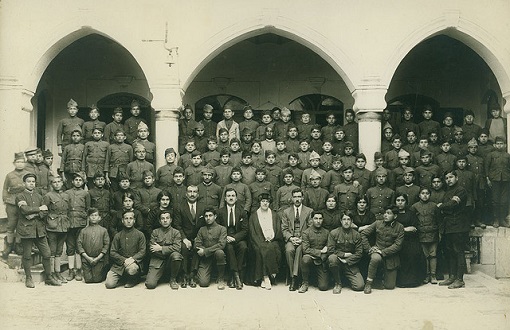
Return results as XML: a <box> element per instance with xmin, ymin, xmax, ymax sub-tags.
<box><xmin>194</xmin><ymin>208</ymin><xmax>227</xmax><ymax>289</ymax></box>
<box><xmin>145</xmin><ymin>211</ymin><xmax>183</xmax><ymax>290</ymax></box>
<box><xmin>327</xmin><ymin>211</ymin><xmax>365</xmax><ymax>294</ymax></box>
<box><xmin>77</xmin><ymin>208</ymin><xmax>110</xmax><ymax>283</ymax></box>
<box><xmin>361</xmin><ymin>206</ymin><xmax>405</xmax><ymax>294</ymax></box>
<box><xmin>105</xmin><ymin>210</ymin><xmax>146</xmax><ymax>289</ymax></box>
<box><xmin>17</xmin><ymin>173</ymin><xmax>61</xmax><ymax>288</ymax></box>
<box><xmin>66</xmin><ymin>172</ymin><xmax>91</xmax><ymax>282</ymax></box>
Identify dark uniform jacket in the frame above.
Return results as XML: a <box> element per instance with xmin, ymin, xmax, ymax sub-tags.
<box><xmin>3</xmin><ymin>169</ymin><xmax>29</xmax><ymax>205</ymax></box>
<box><xmin>149</xmin><ymin>226</ymin><xmax>182</xmax><ymax>268</ymax></box>
<box><xmin>362</xmin><ymin>220</ymin><xmax>404</xmax><ymax>270</ymax></box>
<box><xmin>66</xmin><ymin>188</ymin><xmax>90</xmax><ymax>228</ymax></box>
<box><xmin>110</xmin><ymin>227</ymin><xmax>146</xmax><ymax>274</ymax></box>
<box><xmin>43</xmin><ymin>190</ymin><xmax>70</xmax><ymax>233</ymax></box>
<box><xmin>485</xmin><ymin>149</ymin><xmax>510</xmax><ymax>182</ymax></box>
<box><xmin>194</xmin><ymin>222</ymin><xmax>227</xmax><ymax>257</ymax></box>
<box><xmin>82</xmin><ymin>120</ymin><xmax>106</xmax><ymax>142</ymax></box>
<box><xmin>82</xmin><ymin>140</ymin><xmax>109</xmax><ymax>178</ymax></box>
<box><xmin>57</xmin><ymin>116</ymin><xmax>84</xmax><ymax>148</ymax></box>
<box><xmin>124</xmin><ymin>116</ymin><xmax>146</xmax><ymax>145</ymax></box>
<box><xmin>156</xmin><ymin>164</ymin><xmax>177</xmax><ymax>190</ymax></box>
<box><xmin>410</xmin><ymin>201</ymin><xmax>439</xmax><ymax>243</ymax></box>
<box><xmin>60</xmin><ymin>143</ymin><xmax>84</xmax><ymax>174</ymax></box>
<box><xmin>302</xmin><ymin>226</ymin><xmax>329</xmax><ymax>264</ymax></box>
<box><xmin>197</xmin><ymin>182</ymin><xmax>222</xmax><ymax>210</ymax></box>
<box><xmin>438</xmin><ymin>182</ymin><xmax>469</xmax><ymax>234</ymax></box>
<box><xmin>106</xmin><ymin>143</ymin><xmax>133</xmax><ymax>178</ymax></box>
<box><xmin>16</xmin><ymin>189</ymin><xmax>47</xmax><ymax>238</ymax></box>
<box><xmin>327</xmin><ymin>227</ymin><xmax>363</xmax><ymax>266</ymax></box>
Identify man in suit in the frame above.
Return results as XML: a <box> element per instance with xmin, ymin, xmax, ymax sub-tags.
<box><xmin>281</xmin><ymin>188</ymin><xmax>313</xmax><ymax>291</ymax></box>
<box><xmin>217</xmin><ymin>188</ymin><xmax>248</xmax><ymax>289</ymax></box>
<box><xmin>173</xmin><ymin>185</ymin><xmax>205</xmax><ymax>288</ymax></box>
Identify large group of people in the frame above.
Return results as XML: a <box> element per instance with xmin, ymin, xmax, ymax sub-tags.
<box><xmin>2</xmin><ymin>98</ymin><xmax>509</xmax><ymax>294</ymax></box>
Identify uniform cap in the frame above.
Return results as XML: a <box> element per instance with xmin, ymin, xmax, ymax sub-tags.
<box><xmin>89</xmin><ymin>104</ymin><xmax>98</xmax><ymax>111</ymax></box>
<box><xmin>73</xmin><ymin>171</ymin><xmax>87</xmax><ymax>181</ymax></box>
<box><xmin>420</xmin><ymin>149</ymin><xmax>432</xmax><ymax>157</ymax></box>
<box><xmin>42</xmin><ymin>149</ymin><xmax>53</xmax><ymax>158</ymax></box>
<box><xmin>203</xmin><ymin>104</ymin><xmax>214</xmax><ymax>111</ymax></box>
<box><xmin>137</xmin><ymin>121</ymin><xmax>149</xmax><ymax>131</ymax></box>
<box><xmin>23</xmin><ymin>173</ymin><xmax>36</xmax><ymax>181</ymax></box>
<box><xmin>344</xmin><ymin>141</ymin><xmax>354</xmax><ymax>148</ymax></box>
<box><xmin>464</xmin><ymin>109</ymin><xmax>475</xmax><ymax>117</ymax></box>
<box><xmin>14</xmin><ymin>152</ymin><xmax>25</xmax><ymax>161</ymax></box>
<box><xmin>131</xmin><ymin>99</ymin><xmax>140</xmax><ymax>108</ymax></box>
<box><xmin>201</xmin><ymin>166</ymin><xmax>215</xmax><ymax>175</ymax></box>
<box><xmin>67</xmin><ymin>98</ymin><xmax>78</xmax><ymax>108</ymax></box>
<box><xmin>24</xmin><ymin>146</ymin><xmax>40</xmax><ymax>155</ymax></box>
<box><xmin>453</xmin><ymin>127</ymin><xmax>463</xmax><ymax>133</ymax></box>
<box><xmin>309</xmin><ymin>169</ymin><xmax>322</xmax><ymax>179</ymax></box>
<box><xmin>113</xmin><ymin>106</ymin><xmax>123</xmax><ymax>114</ymax></box>
<box><xmin>494</xmin><ymin>136</ymin><xmax>506</xmax><ymax>143</ymax></box>
<box><xmin>398</xmin><ymin>149</ymin><xmax>410</xmax><ymax>158</ymax></box>
<box><xmin>142</xmin><ymin>170</ymin><xmax>154</xmax><ymax>178</ymax></box>
<box><xmin>191</xmin><ymin>150</ymin><xmax>202</xmax><ymax>157</ymax></box>
<box><xmin>241</xmin><ymin>127</ymin><xmax>253</xmax><ymax>135</ymax></box>
<box><xmin>218</xmin><ymin>127</ymin><xmax>228</xmax><ymax>134</ymax></box>
<box><xmin>375</xmin><ymin>167</ymin><xmax>388</xmax><ymax>176</ymax></box>
<box><xmin>467</xmin><ymin>138</ymin><xmax>478</xmax><ymax>147</ymax></box>
<box><xmin>195</xmin><ymin>122</ymin><xmax>205</xmax><ymax>129</ymax></box>
<box><xmin>165</xmin><ymin>147</ymin><xmax>176</xmax><ymax>156</ymax></box>
<box><xmin>403</xmin><ymin>166</ymin><xmax>415</xmax><ymax>174</ymax></box>
<box><xmin>282</xmin><ymin>168</ymin><xmax>294</xmax><ymax>176</ymax></box>
<box><xmin>309</xmin><ymin>151</ymin><xmax>320</xmax><ymax>160</ymax></box>
<box><xmin>443</xmin><ymin>112</ymin><xmax>453</xmax><ymax>119</ymax></box>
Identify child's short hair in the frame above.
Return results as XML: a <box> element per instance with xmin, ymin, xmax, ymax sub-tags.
<box><xmin>275</xmin><ymin>137</ymin><xmax>286</xmax><ymax>143</ymax></box>
<box><xmin>326</xmin><ymin>111</ymin><xmax>336</xmax><ymax>118</ymax></box>
<box><xmin>89</xmin><ymin>105</ymin><xmax>100</xmax><ymax>114</ymax></box>
<box><xmin>311</xmin><ymin>125</ymin><xmax>321</xmax><ymax>133</ymax></box>
<box><xmin>299</xmin><ymin>138</ymin><xmax>310</xmax><ymax>144</ymax></box>
<box><xmin>419</xmin><ymin>187</ymin><xmax>431</xmax><ymax>195</ymax></box>
<box><xmin>261</xmin><ymin>110</ymin><xmax>272</xmax><ymax>117</ymax></box>
<box><xmin>230</xmin><ymin>138</ymin><xmax>241</xmax><ymax>146</ymax></box>
<box><xmin>218</xmin><ymin>128</ymin><xmax>229</xmax><ymax>135</ymax></box>
<box><xmin>288</xmin><ymin>153</ymin><xmax>299</xmax><ymax>160</ymax></box>
<box><xmin>282</xmin><ymin>168</ymin><xmax>294</xmax><ymax>177</ymax></box>
<box><xmin>173</xmin><ymin>167</ymin><xmax>185</xmax><ymax>175</ymax></box>
<box><xmin>231</xmin><ymin>167</ymin><xmax>242</xmax><ymax>175</ymax></box>
<box><xmin>265</xmin><ymin>150</ymin><xmax>276</xmax><ymax>159</ymax></box>
<box><xmin>374</xmin><ymin>151</ymin><xmax>384</xmax><ymax>160</ymax></box>
<box><xmin>280</xmin><ymin>107</ymin><xmax>291</xmax><ymax>116</ymax></box>
<box><xmin>355</xmin><ymin>153</ymin><xmax>366</xmax><ymax>161</ymax></box>
<box><xmin>342</xmin><ymin>165</ymin><xmax>354</xmax><ymax>172</ymax></box>
<box><xmin>422</xmin><ymin>104</ymin><xmax>433</xmax><ymax>113</ymax></box>
<box><xmin>71</xmin><ymin>129</ymin><xmax>82</xmax><ymax>136</ymax></box>
<box><xmin>241</xmin><ymin>150</ymin><xmax>251</xmax><ymax>158</ymax></box>
<box><xmin>345</xmin><ymin>109</ymin><xmax>355</xmax><ymax>117</ymax></box>
<box><xmin>143</xmin><ymin>170</ymin><xmax>154</xmax><ymax>179</ymax></box>
<box><xmin>207</xmin><ymin>136</ymin><xmax>217</xmax><ymax>143</ymax></box>
<box><xmin>391</xmin><ymin>134</ymin><xmax>401</xmax><ymax>142</ymax></box>
<box><xmin>287</xmin><ymin>123</ymin><xmax>297</xmax><ymax>130</ymax></box>
<box><xmin>114</xmin><ymin>129</ymin><xmax>126</xmax><ymax>136</ymax></box>
<box><xmin>113</xmin><ymin>106</ymin><xmax>123</xmax><ymax>115</ymax></box>
<box><xmin>160</xmin><ymin>210</ymin><xmax>174</xmax><ymax>220</ymax></box>
<box><xmin>122</xmin><ymin>210</ymin><xmax>135</xmax><ymax>218</ymax></box>
<box><xmin>88</xmin><ymin>208</ymin><xmax>99</xmax><ymax>216</ymax></box>
<box><xmin>255</xmin><ymin>167</ymin><xmax>267</xmax><ymax>175</ymax></box>
<box><xmin>93</xmin><ymin>171</ymin><xmax>105</xmax><ymax>180</ymax></box>
<box><xmin>301</xmin><ymin>111</ymin><xmax>310</xmax><ymax>117</ymax></box>
<box><xmin>219</xmin><ymin>147</ymin><xmax>231</xmax><ymax>157</ymax></box>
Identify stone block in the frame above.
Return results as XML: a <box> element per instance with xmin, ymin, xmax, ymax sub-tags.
<box><xmin>471</xmin><ymin>264</ymin><xmax>496</xmax><ymax>278</ymax></box>
<box><xmin>495</xmin><ymin>228</ymin><xmax>510</xmax><ymax>278</ymax></box>
<box><xmin>480</xmin><ymin>235</ymin><xmax>495</xmax><ymax>265</ymax></box>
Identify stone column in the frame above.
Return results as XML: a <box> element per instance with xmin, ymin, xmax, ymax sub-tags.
<box><xmin>504</xmin><ymin>93</ymin><xmax>510</xmax><ymax>154</ymax></box>
<box><xmin>352</xmin><ymin>89</ymin><xmax>387</xmax><ymax>170</ymax></box>
<box><xmin>151</xmin><ymin>85</ymin><xmax>183</xmax><ymax>170</ymax></box>
<box><xmin>0</xmin><ymin>77</ymin><xmax>35</xmax><ymax>218</ymax></box>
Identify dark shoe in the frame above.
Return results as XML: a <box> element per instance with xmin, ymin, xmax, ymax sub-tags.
<box><xmin>364</xmin><ymin>282</ymin><xmax>372</xmax><ymax>294</ymax></box>
<box><xmin>180</xmin><ymin>278</ymin><xmax>188</xmax><ymax>288</ymax></box>
<box><xmin>51</xmin><ymin>273</ymin><xmax>62</xmax><ymax>285</ymax></box>
<box><xmin>289</xmin><ymin>277</ymin><xmax>297</xmax><ymax>291</ymax></box>
<box><xmin>492</xmin><ymin>221</ymin><xmax>500</xmax><ymax>228</ymax></box>
<box><xmin>333</xmin><ymin>284</ymin><xmax>342</xmax><ymax>294</ymax></box>
<box><xmin>234</xmin><ymin>273</ymin><xmax>243</xmax><ymax>290</ymax></box>
<box><xmin>25</xmin><ymin>277</ymin><xmax>35</xmax><ymax>288</ymax></box>
<box><xmin>74</xmin><ymin>269</ymin><xmax>83</xmax><ymax>281</ymax></box>
<box><xmin>448</xmin><ymin>279</ymin><xmax>465</xmax><ymax>289</ymax></box>
<box><xmin>439</xmin><ymin>277</ymin><xmax>456</xmax><ymax>286</ymax></box>
<box><xmin>228</xmin><ymin>277</ymin><xmax>235</xmax><ymax>288</ymax></box>
<box><xmin>66</xmin><ymin>269</ymin><xmax>75</xmax><ymax>281</ymax></box>
<box><xmin>217</xmin><ymin>280</ymin><xmax>225</xmax><ymax>290</ymax></box>
<box><xmin>45</xmin><ymin>275</ymin><xmax>62</xmax><ymax>286</ymax></box>
<box><xmin>189</xmin><ymin>277</ymin><xmax>197</xmax><ymax>288</ymax></box>
<box><xmin>423</xmin><ymin>275</ymin><xmax>431</xmax><ymax>284</ymax></box>
<box><xmin>56</xmin><ymin>272</ymin><xmax>67</xmax><ymax>284</ymax></box>
<box><xmin>430</xmin><ymin>275</ymin><xmax>438</xmax><ymax>284</ymax></box>
<box><xmin>169</xmin><ymin>280</ymin><xmax>179</xmax><ymax>290</ymax></box>
<box><xmin>298</xmin><ymin>282</ymin><xmax>309</xmax><ymax>293</ymax></box>
<box><xmin>124</xmin><ymin>281</ymin><xmax>138</xmax><ymax>288</ymax></box>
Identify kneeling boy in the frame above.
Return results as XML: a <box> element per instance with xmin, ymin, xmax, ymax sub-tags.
<box><xmin>145</xmin><ymin>211</ymin><xmax>183</xmax><ymax>289</ymax></box>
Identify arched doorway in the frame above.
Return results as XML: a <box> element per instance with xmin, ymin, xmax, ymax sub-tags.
<box><xmin>34</xmin><ymin>33</ymin><xmax>150</xmax><ymax>153</ymax></box>
<box><xmin>194</xmin><ymin>94</ymin><xmax>248</xmax><ymax>123</ymax></box>
<box><xmin>184</xmin><ymin>33</ymin><xmax>351</xmax><ymax>125</ymax></box>
<box><xmin>387</xmin><ymin>35</ymin><xmax>502</xmax><ymax>129</ymax></box>
<box><xmin>289</xmin><ymin>94</ymin><xmax>344</xmax><ymax>127</ymax></box>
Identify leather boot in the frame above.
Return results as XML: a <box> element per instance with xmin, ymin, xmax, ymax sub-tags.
<box><xmin>289</xmin><ymin>276</ymin><xmax>298</xmax><ymax>291</ymax></box>
<box><xmin>234</xmin><ymin>272</ymin><xmax>243</xmax><ymax>290</ymax></box>
<box><xmin>45</xmin><ymin>273</ymin><xmax>62</xmax><ymax>286</ymax></box>
<box><xmin>25</xmin><ymin>276</ymin><xmax>35</xmax><ymax>288</ymax></box>
<box><xmin>1</xmin><ymin>243</ymin><xmax>12</xmax><ymax>260</ymax></box>
<box><xmin>75</xmin><ymin>268</ymin><xmax>83</xmax><ymax>281</ymax></box>
<box><xmin>364</xmin><ymin>280</ymin><xmax>372</xmax><ymax>294</ymax></box>
<box><xmin>66</xmin><ymin>269</ymin><xmax>75</xmax><ymax>282</ymax></box>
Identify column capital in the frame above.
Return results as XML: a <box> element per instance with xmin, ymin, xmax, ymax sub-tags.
<box><xmin>503</xmin><ymin>92</ymin><xmax>510</xmax><ymax>114</ymax></box>
<box><xmin>357</xmin><ymin>111</ymin><xmax>382</xmax><ymax>122</ymax></box>
<box><xmin>352</xmin><ymin>88</ymin><xmax>387</xmax><ymax>113</ymax></box>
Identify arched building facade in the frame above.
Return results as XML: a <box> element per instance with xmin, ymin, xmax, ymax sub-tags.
<box><xmin>1</xmin><ymin>2</ymin><xmax>510</xmax><ymax>277</ymax></box>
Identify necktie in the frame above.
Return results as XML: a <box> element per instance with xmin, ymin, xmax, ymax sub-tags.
<box><xmin>229</xmin><ymin>207</ymin><xmax>234</xmax><ymax>227</ymax></box>
<box><xmin>190</xmin><ymin>204</ymin><xmax>196</xmax><ymax>219</ymax></box>
<box><xmin>295</xmin><ymin>208</ymin><xmax>300</xmax><ymax>222</ymax></box>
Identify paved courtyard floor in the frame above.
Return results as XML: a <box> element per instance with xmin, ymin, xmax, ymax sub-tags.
<box><xmin>0</xmin><ymin>270</ymin><xmax>509</xmax><ymax>330</ymax></box>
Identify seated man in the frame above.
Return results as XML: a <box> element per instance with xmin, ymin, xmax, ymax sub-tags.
<box><xmin>105</xmin><ymin>210</ymin><xmax>146</xmax><ymax>289</ymax></box>
<box><xmin>281</xmin><ymin>188</ymin><xmax>313</xmax><ymax>291</ymax></box>
<box><xmin>217</xmin><ymin>188</ymin><xmax>248</xmax><ymax>289</ymax></box>
<box><xmin>194</xmin><ymin>208</ymin><xmax>228</xmax><ymax>289</ymax></box>
<box><xmin>327</xmin><ymin>210</ymin><xmax>365</xmax><ymax>294</ymax></box>
<box><xmin>361</xmin><ymin>206</ymin><xmax>404</xmax><ymax>294</ymax></box>
<box><xmin>299</xmin><ymin>211</ymin><xmax>329</xmax><ymax>293</ymax></box>
<box><xmin>145</xmin><ymin>211</ymin><xmax>183</xmax><ymax>290</ymax></box>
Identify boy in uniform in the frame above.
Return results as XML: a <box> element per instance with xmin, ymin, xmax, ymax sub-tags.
<box><xmin>57</xmin><ymin>98</ymin><xmax>84</xmax><ymax>155</ymax></box>
<box><xmin>16</xmin><ymin>173</ymin><xmax>61</xmax><ymax>287</ymax></box>
<box><xmin>124</xmin><ymin>99</ymin><xmax>147</xmax><ymax>145</ymax></box>
<box><xmin>485</xmin><ymin>136</ymin><xmax>510</xmax><ymax>227</ymax></box>
<box><xmin>104</xmin><ymin>106</ymin><xmax>123</xmax><ymax>144</ymax></box>
<box><xmin>418</xmin><ymin>105</ymin><xmax>441</xmax><ymax>139</ymax></box>
<box><xmin>105</xmin><ymin>129</ymin><xmax>133</xmax><ymax>191</ymax></box>
<box><xmin>239</xmin><ymin>105</ymin><xmax>259</xmax><ymax>135</ymax></box>
<box><xmin>88</xmin><ymin>171</ymin><xmax>111</xmax><ymax>228</ymax></box>
<box><xmin>199</xmin><ymin>104</ymin><xmax>217</xmax><ymax>139</ymax></box>
<box><xmin>203</xmin><ymin>136</ymin><xmax>221</xmax><ymax>167</ymax></box>
<box><xmin>2</xmin><ymin>152</ymin><xmax>29</xmax><ymax>259</ymax></box>
<box><xmin>145</xmin><ymin>210</ymin><xmax>183</xmax><ymax>290</ymax></box>
<box><xmin>78</xmin><ymin>208</ymin><xmax>110</xmax><ymax>283</ymax></box>
<box><xmin>82</xmin><ymin>104</ymin><xmax>106</xmax><ymax>143</ymax></box>
<box><xmin>106</xmin><ymin>210</ymin><xmax>146</xmax><ymax>288</ymax></box>
<box><xmin>60</xmin><ymin>129</ymin><xmax>85</xmax><ymax>188</ymax></box>
<box><xmin>156</xmin><ymin>147</ymin><xmax>178</xmax><ymax>190</ymax></box>
<box><xmin>82</xmin><ymin>126</ymin><xmax>109</xmax><ymax>188</ymax></box>
<box><xmin>133</xmin><ymin>121</ymin><xmax>156</xmax><ymax>164</ymax></box>
<box><xmin>126</xmin><ymin>144</ymin><xmax>155</xmax><ymax>189</ymax></box>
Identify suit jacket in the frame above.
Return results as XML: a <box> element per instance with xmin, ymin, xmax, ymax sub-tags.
<box><xmin>173</xmin><ymin>202</ymin><xmax>205</xmax><ymax>241</ymax></box>
<box><xmin>281</xmin><ymin>204</ymin><xmax>313</xmax><ymax>242</ymax></box>
<box><xmin>217</xmin><ymin>204</ymin><xmax>248</xmax><ymax>242</ymax></box>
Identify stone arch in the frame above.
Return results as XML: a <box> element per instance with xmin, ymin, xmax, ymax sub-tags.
<box><xmin>181</xmin><ymin>16</ymin><xmax>359</xmax><ymax>93</ymax></box>
<box><xmin>23</xmin><ymin>24</ymin><xmax>151</xmax><ymax>98</ymax></box>
<box><xmin>383</xmin><ymin>14</ymin><xmax>510</xmax><ymax>97</ymax></box>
